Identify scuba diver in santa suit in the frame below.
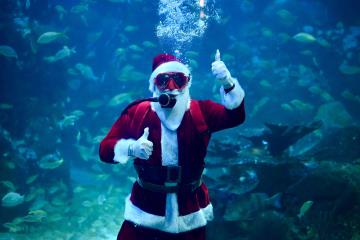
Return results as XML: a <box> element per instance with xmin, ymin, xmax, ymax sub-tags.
<box><xmin>99</xmin><ymin>49</ymin><xmax>245</xmax><ymax>240</ymax></box>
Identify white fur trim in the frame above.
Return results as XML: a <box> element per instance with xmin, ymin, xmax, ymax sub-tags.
<box><xmin>113</xmin><ymin>139</ymin><xmax>136</xmax><ymax>164</ymax></box>
<box><xmin>149</xmin><ymin>61</ymin><xmax>190</xmax><ymax>92</ymax></box>
<box><xmin>160</xmin><ymin>124</ymin><xmax>179</xmax><ymax>232</ymax></box>
<box><xmin>161</xmin><ymin>124</ymin><xmax>178</xmax><ymax>166</ymax></box>
<box><xmin>220</xmin><ymin>78</ymin><xmax>245</xmax><ymax>110</ymax></box>
<box><xmin>124</xmin><ymin>195</ymin><xmax>214</xmax><ymax>233</ymax></box>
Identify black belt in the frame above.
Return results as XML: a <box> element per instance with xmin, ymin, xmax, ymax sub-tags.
<box><xmin>134</xmin><ymin>163</ymin><xmax>203</xmax><ymax>193</ymax></box>
<box><xmin>137</xmin><ymin>178</ymin><xmax>202</xmax><ymax>193</ymax></box>
<box><xmin>134</xmin><ymin>164</ymin><xmax>184</xmax><ymax>183</ymax></box>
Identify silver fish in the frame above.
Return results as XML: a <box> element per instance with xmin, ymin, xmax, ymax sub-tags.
<box><xmin>1</xmin><ymin>192</ymin><xmax>24</xmax><ymax>207</ymax></box>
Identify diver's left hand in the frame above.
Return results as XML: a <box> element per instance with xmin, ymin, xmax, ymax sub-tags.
<box><xmin>211</xmin><ymin>49</ymin><xmax>234</xmax><ymax>88</ymax></box>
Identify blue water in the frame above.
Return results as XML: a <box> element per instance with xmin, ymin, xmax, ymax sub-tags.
<box><xmin>0</xmin><ymin>0</ymin><xmax>359</xmax><ymax>239</ymax></box>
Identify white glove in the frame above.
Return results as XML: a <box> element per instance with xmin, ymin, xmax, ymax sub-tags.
<box><xmin>128</xmin><ymin>127</ymin><xmax>153</xmax><ymax>160</ymax></box>
<box><xmin>211</xmin><ymin>49</ymin><xmax>234</xmax><ymax>88</ymax></box>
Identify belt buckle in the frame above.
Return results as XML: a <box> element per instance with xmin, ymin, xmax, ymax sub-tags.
<box><xmin>165</xmin><ymin>166</ymin><xmax>181</xmax><ymax>187</ymax></box>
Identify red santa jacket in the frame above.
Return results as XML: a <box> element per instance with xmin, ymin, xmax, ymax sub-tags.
<box><xmin>99</xmin><ymin>99</ymin><xmax>245</xmax><ymax>216</ymax></box>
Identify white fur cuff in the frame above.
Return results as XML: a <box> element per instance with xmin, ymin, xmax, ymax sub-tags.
<box><xmin>220</xmin><ymin>78</ymin><xmax>245</xmax><ymax>110</ymax></box>
<box><xmin>114</xmin><ymin>139</ymin><xmax>136</xmax><ymax>164</ymax></box>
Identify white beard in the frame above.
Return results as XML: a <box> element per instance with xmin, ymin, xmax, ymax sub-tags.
<box><xmin>151</xmin><ymin>86</ymin><xmax>191</xmax><ymax>131</ymax></box>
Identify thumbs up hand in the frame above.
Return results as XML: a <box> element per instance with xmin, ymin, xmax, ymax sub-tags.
<box><xmin>211</xmin><ymin>49</ymin><xmax>234</xmax><ymax>88</ymax></box>
<box><xmin>129</xmin><ymin>127</ymin><xmax>153</xmax><ymax>160</ymax></box>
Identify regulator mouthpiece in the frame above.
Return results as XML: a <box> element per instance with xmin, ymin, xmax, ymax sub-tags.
<box><xmin>158</xmin><ymin>93</ymin><xmax>177</xmax><ymax>108</ymax></box>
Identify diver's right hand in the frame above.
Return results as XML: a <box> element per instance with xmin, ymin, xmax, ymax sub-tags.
<box><xmin>128</xmin><ymin>127</ymin><xmax>153</xmax><ymax>160</ymax></box>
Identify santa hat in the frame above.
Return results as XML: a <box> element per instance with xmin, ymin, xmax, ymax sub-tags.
<box><xmin>149</xmin><ymin>54</ymin><xmax>190</xmax><ymax>92</ymax></box>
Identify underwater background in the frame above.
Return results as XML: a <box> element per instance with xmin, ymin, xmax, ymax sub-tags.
<box><xmin>0</xmin><ymin>0</ymin><xmax>360</xmax><ymax>239</ymax></box>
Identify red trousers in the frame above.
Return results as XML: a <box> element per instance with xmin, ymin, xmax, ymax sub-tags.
<box><xmin>117</xmin><ymin>220</ymin><xmax>206</xmax><ymax>240</ymax></box>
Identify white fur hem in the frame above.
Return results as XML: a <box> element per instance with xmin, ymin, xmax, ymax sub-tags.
<box><xmin>220</xmin><ymin>78</ymin><xmax>245</xmax><ymax>110</ymax></box>
<box><xmin>113</xmin><ymin>139</ymin><xmax>136</xmax><ymax>164</ymax></box>
<box><xmin>149</xmin><ymin>61</ymin><xmax>190</xmax><ymax>92</ymax></box>
<box><xmin>124</xmin><ymin>195</ymin><xmax>214</xmax><ymax>233</ymax></box>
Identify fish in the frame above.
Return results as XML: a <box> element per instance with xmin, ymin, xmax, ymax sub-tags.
<box><xmin>51</xmin><ymin>197</ymin><xmax>66</xmax><ymax>207</ymax></box>
<box><xmin>0</xmin><ymin>45</ymin><xmax>18</xmax><ymax>58</ymax></box>
<box><xmin>82</xmin><ymin>200</ymin><xmax>93</xmax><ymax>207</ymax></box>
<box><xmin>26</xmin><ymin>175</ymin><xmax>38</xmax><ymax>184</ymax></box>
<box><xmin>4</xmin><ymin>161</ymin><xmax>15</xmax><ymax>169</ymax></box>
<box><xmin>68</xmin><ymin>78</ymin><xmax>81</xmax><ymax>90</ymax></box>
<box><xmin>48</xmin><ymin>213</ymin><xmax>63</xmax><ymax>222</ymax></box>
<box><xmin>55</xmin><ymin>5</ymin><xmax>66</xmax><ymax>14</ymax></box>
<box><xmin>128</xmin><ymin>44</ymin><xmax>144</xmax><ymax>52</ymax></box>
<box><xmin>277</xmin><ymin>32</ymin><xmax>291</xmax><ymax>44</ymax></box>
<box><xmin>92</xmin><ymin>135</ymin><xmax>105</xmax><ymax>144</ymax></box>
<box><xmin>114</xmin><ymin>48</ymin><xmax>126</xmax><ymax>63</ymax></box>
<box><xmin>185</xmin><ymin>51</ymin><xmax>199</xmax><ymax>58</ymax></box>
<box><xmin>44</xmin><ymin>46</ymin><xmax>76</xmax><ymax>63</ymax></box>
<box><xmin>1</xmin><ymin>192</ymin><xmax>24</xmax><ymax>207</ymax></box>
<box><xmin>293</xmin><ymin>32</ymin><xmax>317</xmax><ymax>43</ymax></box>
<box><xmin>250</xmin><ymin>97</ymin><xmax>270</xmax><ymax>117</ymax></box>
<box><xmin>87</xmin><ymin>31</ymin><xmax>103</xmax><ymax>44</ymax></box>
<box><xmin>55</xmin><ymin>5</ymin><xmax>67</xmax><ymax>20</ymax></box>
<box><xmin>290</xmin><ymin>99</ymin><xmax>314</xmax><ymax>111</ymax></box>
<box><xmin>75</xmin><ymin>63</ymin><xmax>99</xmax><ymax>81</ymax></box>
<box><xmin>25</xmin><ymin>0</ymin><xmax>30</xmax><ymax>9</ymax></box>
<box><xmin>73</xmin><ymin>186</ymin><xmax>86</xmax><ymax>193</ymax></box>
<box><xmin>75</xmin><ymin>144</ymin><xmax>96</xmax><ymax>161</ymax></box>
<box><xmin>339</xmin><ymin>63</ymin><xmax>360</xmax><ymax>75</ymax></box>
<box><xmin>86</xmin><ymin>99</ymin><xmax>104</xmax><ymax>108</ymax></box>
<box><xmin>29</xmin><ymin>197</ymin><xmax>47</xmax><ymax>210</ymax></box>
<box><xmin>0</xmin><ymin>103</ymin><xmax>14</xmax><ymax>109</ymax></box>
<box><xmin>188</xmin><ymin>59</ymin><xmax>198</xmax><ymax>69</ymax></box>
<box><xmin>37</xmin><ymin>153</ymin><xmax>64</xmax><ymax>169</ymax></box>
<box><xmin>22</xmin><ymin>210</ymin><xmax>47</xmax><ymax>222</ymax></box>
<box><xmin>259</xmin><ymin>80</ymin><xmax>271</xmax><ymax>88</ymax></box>
<box><xmin>0</xmin><ymin>181</ymin><xmax>16</xmax><ymax>191</ymax></box>
<box><xmin>120</xmin><ymin>69</ymin><xmax>147</xmax><ymax>82</ymax></box>
<box><xmin>96</xmin><ymin>174</ymin><xmax>110</xmax><ymax>181</ymax></box>
<box><xmin>261</xmin><ymin>27</ymin><xmax>273</xmax><ymax>38</ymax></box>
<box><xmin>276</xmin><ymin>9</ymin><xmax>296</xmax><ymax>25</ymax></box>
<box><xmin>70</xmin><ymin>4</ymin><xmax>89</xmax><ymax>14</ymax></box>
<box><xmin>341</xmin><ymin>90</ymin><xmax>360</xmax><ymax>103</ymax></box>
<box><xmin>76</xmin><ymin>131</ymin><xmax>81</xmax><ymax>143</ymax></box>
<box><xmin>142</xmin><ymin>41</ymin><xmax>156</xmax><ymax>48</ymax></box>
<box><xmin>297</xmin><ymin>200</ymin><xmax>313</xmax><ymax>218</ymax></box>
<box><xmin>58</xmin><ymin>114</ymin><xmax>80</xmax><ymax>129</ymax></box>
<box><xmin>24</xmin><ymin>190</ymin><xmax>37</xmax><ymax>202</ymax></box>
<box><xmin>3</xmin><ymin>222</ymin><xmax>24</xmax><ymax>232</ymax></box>
<box><xmin>37</xmin><ymin>32</ymin><xmax>67</xmax><ymax>44</ymax></box>
<box><xmin>124</xmin><ymin>25</ymin><xmax>139</xmax><ymax>32</ymax></box>
<box><xmin>308</xmin><ymin>86</ymin><xmax>334</xmax><ymax>102</ymax></box>
<box><xmin>48</xmin><ymin>185</ymin><xmax>60</xmax><ymax>194</ymax></box>
<box><xmin>71</xmin><ymin>110</ymin><xmax>84</xmax><ymax>117</ymax></box>
<box><xmin>223</xmin><ymin>193</ymin><xmax>282</xmax><ymax>221</ymax></box>
<box><xmin>108</xmin><ymin>93</ymin><xmax>133</xmax><ymax>107</ymax></box>
<box><xmin>317</xmin><ymin>38</ymin><xmax>331</xmax><ymax>48</ymax></box>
